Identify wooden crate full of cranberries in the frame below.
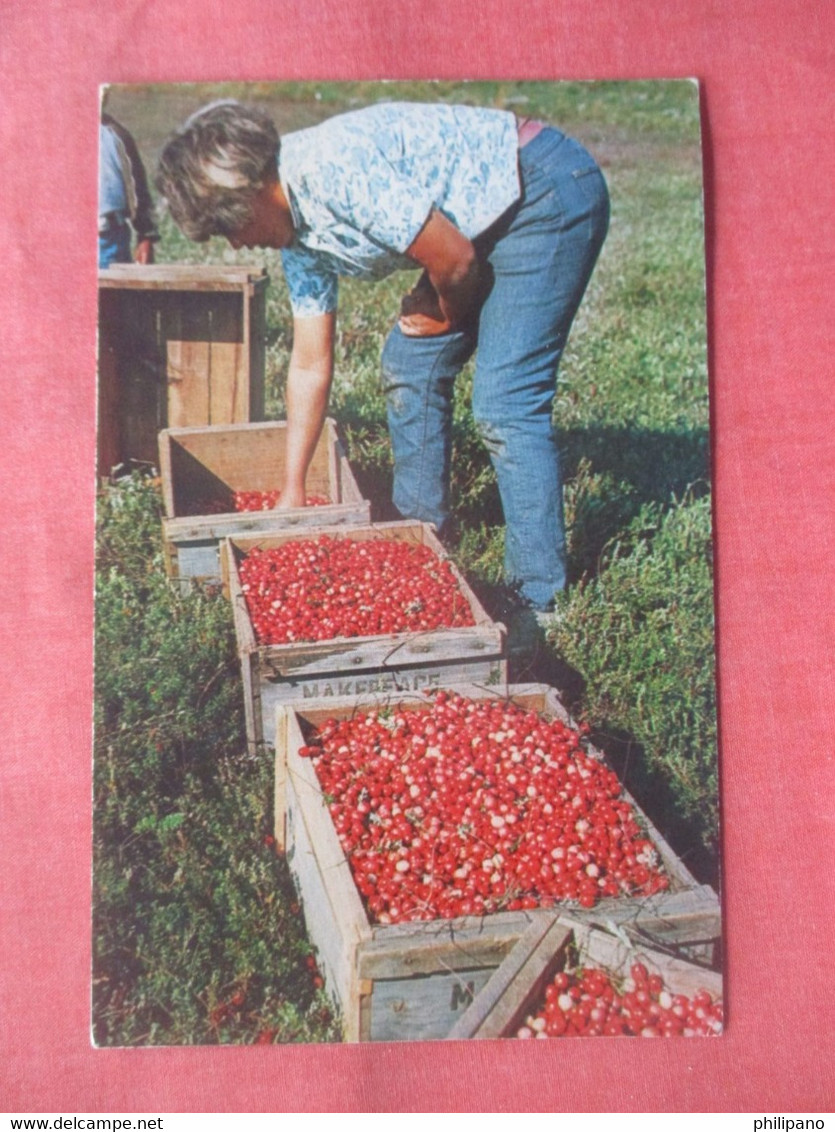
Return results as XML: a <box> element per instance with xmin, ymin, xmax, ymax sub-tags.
<box><xmin>272</xmin><ymin>683</ymin><xmax>720</xmax><ymax>1042</ymax></box>
<box><xmin>159</xmin><ymin>419</ymin><xmax>370</xmax><ymax>583</ymax></box>
<box><xmin>223</xmin><ymin>521</ymin><xmax>508</xmax><ymax>749</ymax></box>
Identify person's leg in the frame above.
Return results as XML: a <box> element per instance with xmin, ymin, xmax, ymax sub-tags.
<box><xmin>472</xmin><ymin>128</ymin><xmax>609</xmax><ymax>609</ymax></box>
<box><xmin>381</xmin><ymin>323</ymin><xmax>476</xmax><ymax>531</ymax></box>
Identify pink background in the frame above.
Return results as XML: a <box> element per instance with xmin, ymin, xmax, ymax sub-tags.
<box><xmin>1</xmin><ymin>0</ymin><xmax>832</xmax><ymax>1113</ymax></box>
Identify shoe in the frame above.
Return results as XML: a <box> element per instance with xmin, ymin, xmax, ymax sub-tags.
<box><xmin>507</xmin><ymin>605</ymin><xmax>562</xmax><ymax>658</ymax></box>
<box><xmin>532</xmin><ymin>607</ymin><xmax>563</xmax><ymax>636</ymax></box>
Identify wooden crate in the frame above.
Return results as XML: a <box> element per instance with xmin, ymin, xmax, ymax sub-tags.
<box><xmin>97</xmin><ymin>264</ymin><xmax>268</xmax><ymax>477</ymax></box>
<box><xmin>159</xmin><ymin>419</ymin><xmax>370</xmax><ymax>583</ymax></box>
<box><xmin>273</xmin><ymin>683</ymin><xmax>721</xmax><ymax>1043</ymax></box>
<box><xmin>447</xmin><ymin>912</ymin><xmax>723</xmax><ymax>1040</ymax></box>
<box><xmin>224</xmin><ymin>521</ymin><xmax>508</xmax><ymax>747</ymax></box>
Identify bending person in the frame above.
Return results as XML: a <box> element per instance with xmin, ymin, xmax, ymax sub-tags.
<box><xmin>156</xmin><ymin>98</ymin><xmax>608</xmax><ymax>614</ymax></box>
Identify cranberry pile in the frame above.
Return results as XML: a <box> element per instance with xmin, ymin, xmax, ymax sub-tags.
<box><xmin>240</xmin><ymin>536</ymin><xmax>476</xmax><ymax>645</ymax></box>
<box><xmin>234</xmin><ymin>489</ymin><xmax>329</xmax><ymax>511</ymax></box>
<box><xmin>516</xmin><ymin>960</ymin><xmax>722</xmax><ymax>1038</ymax></box>
<box><xmin>299</xmin><ymin>691</ymin><xmax>668</xmax><ymax>923</ymax></box>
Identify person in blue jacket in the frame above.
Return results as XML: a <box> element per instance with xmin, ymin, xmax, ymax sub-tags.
<box><xmin>99</xmin><ymin>113</ymin><xmax>159</xmax><ymax>268</ymax></box>
<box><xmin>156</xmin><ymin>99</ymin><xmax>608</xmax><ymax>618</ymax></box>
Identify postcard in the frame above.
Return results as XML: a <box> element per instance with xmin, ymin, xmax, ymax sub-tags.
<box><xmin>93</xmin><ymin>79</ymin><xmax>719</xmax><ymax>1047</ymax></box>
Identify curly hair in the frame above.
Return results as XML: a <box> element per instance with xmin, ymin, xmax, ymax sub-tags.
<box><xmin>155</xmin><ymin>100</ymin><xmax>280</xmax><ymax>242</ymax></box>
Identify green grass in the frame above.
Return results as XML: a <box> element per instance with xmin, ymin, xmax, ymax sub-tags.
<box><xmin>95</xmin><ymin>81</ymin><xmax>717</xmax><ymax>1044</ymax></box>
<box><xmin>93</xmin><ymin>475</ymin><xmax>339</xmax><ymax>1046</ymax></box>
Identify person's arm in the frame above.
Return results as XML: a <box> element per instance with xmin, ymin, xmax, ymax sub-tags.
<box><xmin>399</xmin><ymin>209</ymin><xmax>481</xmax><ymax>337</ymax></box>
<box><xmin>279</xmin><ymin>311</ymin><xmax>336</xmax><ymax>508</ymax></box>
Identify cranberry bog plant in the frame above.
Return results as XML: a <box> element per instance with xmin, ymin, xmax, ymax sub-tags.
<box><xmin>94</xmin><ymin>474</ymin><xmax>339</xmax><ymax>1045</ymax></box>
<box><xmin>95</xmin><ymin>80</ymin><xmax>715</xmax><ymax>1044</ymax></box>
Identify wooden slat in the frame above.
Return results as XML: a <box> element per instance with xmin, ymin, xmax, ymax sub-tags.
<box><xmin>359</xmin><ymin>911</ymin><xmax>534</xmax><ymax>980</ymax></box>
<box><xmin>224</xmin><ymin>541</ymin><xmax>258</xmax><ymax>650</ymax></box>
<box><xmin>447</xmin><ymin>913</ymin><xmax>573</xmax><ymax>1040</ymax></box>
<box><xmin>259</xmin><ymin>626</ymin><xmax>502</xmax><ymax>679</ymax></box>
<box><xmin>579</xmin><ymin>922</ymin><xmax>723</xmax><ymax>1000</ymax></box>
<box><xmin>256</xmin><ymin>662</ymin><xmax>507</xmax><ymax>743</ymax></box>
<box><xmin>287</xmin><ymin>734</ymin><xmax>371</xmax><ymax>941</ymax></box>
<box><xmin>285</xmin><ymin>777</ymin><xmax>360</xmax><ymax>1030</ymax></box>
<box><xmin>157</xmin><ymin>429</ymin><xmax>176</xmax><ymax>518</ymax></box>
<box><xmin>339</xmin><ymin>455</ymin><xmax>365</xmax><ymax>505</ymax></box>
<box><xmin>367</xmin><ymin>965</ymin><xmax>500</xmax><ymax>1043</ymax></box>
<box><xmin>205</xmin><ymin>291</ymin><xmax>245</xmax><ymax>423</ymax></box>
<box><xmin>273</xmin><ymin>705</ymin><xmax>295</xmax><ymax>851</ymax></box>
<box><xmin>571</xmin><ymin>884</ymin><xmax>721</xmax><ymax>963</ymax></box>
<box><xmin>284</xmin><ymin>722</ymin><xmax>373</xmax><ymax>1040</ymax></box>
<box><xmin>96</xmin><ymin>289</ymin><xmax>122</xmax><ymax>477</ymax></box>
<box><xmin>98</xmin><ymin>264</ymin><xmax>268</xmax><ymax>291</ymax></box>
<box><xmin>165</xmin><ymin>292</ymin><xmax>212</xmax><ymax>427</ymax></box>
<box><xmin>162</xmin><ymin>509</ymin><xmax>371</xmax><ymax>552</ymax></box>
<box><xmin>230</xmin><ymin>518</ymin><xmax>426</xmax><ymax>554</ymax></box>
<box><xmin>164</xmin><ymin>503</ymin><xmax>371</xmax><ymax>546</ymax></box>
<box><xmin>245</xmin><ymin>277</ymin><xmax>267</xmax><ymax>421</ymax></box>
<box><xmin>115</xmin><ymin>290</ymin><xmax>166</xmax><ymax>467</ymax></box>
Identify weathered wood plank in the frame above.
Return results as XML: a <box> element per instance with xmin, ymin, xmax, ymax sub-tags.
<box><xmin>166</xmin><ymin>504</ymin><xmax>371</xmax><ymax>547</ymax></box>
<box><xmin>446</xmin><ymin>914</ymin><xmax>572</xmax><ymax>1040</ymax></box>
<box><xmin>281</xmin><ymin>720</ymin><xmax>373</xmax><ymax>1040</ymax></box>
<box><xmin>117</xmin><ymin>290</ymin><xmax>166</xmax><ymax>467</ymax></box>
<box><xmin>99</xmin><ymin>265</ymin><xmax>268</xmax><ymax>291</ymax></box>
<box><xmin>259</xmin><ymin>626</ymin><xmax>502</xmax><ymax>678</ymax></box>
<box><xmin>256</xmin><ymin>663</ymin><xmax>506</xmax><ymax>748</ymax></box>
<box><xmin>273</xmin><ymin>706</ymin><xmax>293</xmax><ymax>853</ymax></box>
<box><xmin>96</xmin><ymin>289</ymin><xmax>123</xmax><ymax>477</ymax></box>
<box><xmin>287</xmin><ymin>738</ymin><xmax>371</xmax><ymax>945</ymax></box>
<box><xmin>367</xmin><ymin>966</ymin><xmax>500</xmax><ymax>1043</ymax></box>
<box><xmin>285</xmin><ymin>776</ymin><xmax>363</xmax><ymax>1033</ymax></box>
<box><xmin>205</xmin><ymin>292</ymin><xmax>245</xmax><ymax>423</ymax></box>
<box><xmin>572</xmin><ymin>883</ymin><xmax>721</xmax><ymax>952</ymax></box>
<box><xmin>359</xmin><ymin>912</ymin><xmax>534</xmax><ymax>980</ymax></box>
<box><xmin>165</xmin><ymin>293</ymin><xmax>212</xmax><ymax>427</ymax></box>
<box><xmin>246</xmin><ymin>276</ymin><xmax>267</xmax><ymax>421</ymax></box>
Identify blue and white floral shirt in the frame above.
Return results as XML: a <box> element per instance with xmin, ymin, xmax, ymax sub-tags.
<box><xmin>278</xmin><ymin>103</ymin><xmax>521</xmax><ymax>316</ymax></box>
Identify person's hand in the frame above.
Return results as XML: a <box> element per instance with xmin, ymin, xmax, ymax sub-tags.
<box><xmin>398</xmin><ymin>272</ymin><xmax>454</xmax><ymax>337</ymax></box>
<box><xmin>134</xmin><ymin>239</ymin><xmax>155</xmax><ymax>265</ymax></box>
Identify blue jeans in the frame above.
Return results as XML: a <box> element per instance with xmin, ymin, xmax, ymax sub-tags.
<box><xmin>98</xmin><ymin>220</ymin><xmax>131</xmax><ymax>268</ymax></box>
<box><xmin>382</xmin><ymin>127</ymin><xmax>609</xmax><ymax>609</ymax></box>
